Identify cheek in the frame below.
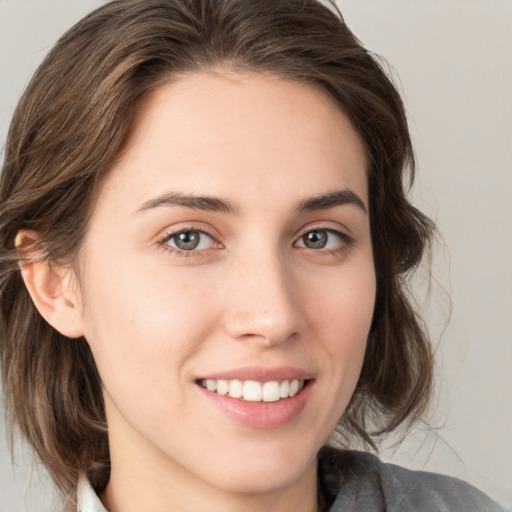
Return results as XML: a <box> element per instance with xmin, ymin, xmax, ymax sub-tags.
<box><xmin>307</xmin><ymin>254</ymin><xmax>376</xmax><ymax>337</ymax></box>
<box><xmin>306</xmin><ymin>256</ymin><xmax>376</xmax><ymax>383</ymax></box>
<box><xmin>80</xmin><ymin>255</ymin><xmax>221</xmax><ymax>395</ymax></box>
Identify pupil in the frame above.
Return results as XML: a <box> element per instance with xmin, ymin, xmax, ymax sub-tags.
<box><xmin>304</xmin><ymin>230</ymin><xmax>327</xmax><ymax>249</ymax></box>
<box><xmin>176</xmin><ymin>231</ymin><xmax>200</xmax><ymax>250</ymax></box>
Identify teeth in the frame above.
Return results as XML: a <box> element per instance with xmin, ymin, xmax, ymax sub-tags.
<box><xmin>262</xmin><ymin>381</ymin><xmax>280</xmax><ymax>402</ymax></box>
<box><xmin>228</xmin><ymin>379</ymin><xmax>243</xmax><ymax>398</ymax></box>
<box><xmin>279</xmin><ymin>380</ymin><xmax>290</xmax><ymax>398</ymax></box>
<box><xmin>216</xmin><ymin>379</ymin><xmax>229</xmax><ymax>396</ymax></box>
<box><xmin>289</xmin><ymin>379</ymin><xmax>300</xmax><ymax>397</ymax></box>
<box><xmin>200</xmin><ymin>378</ymin><xmax>305</xmax><ymax>402</ymax></box>
<box><xmin>243</xmin><ymin>380</ymin><xmax>262</xmax><ymax>401</ymax></box>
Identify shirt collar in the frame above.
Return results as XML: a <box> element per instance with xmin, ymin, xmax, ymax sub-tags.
<box><xmin>77</xmin><ymin>473</ymin><xmax>108</xmax><ymax>512</ymax></box>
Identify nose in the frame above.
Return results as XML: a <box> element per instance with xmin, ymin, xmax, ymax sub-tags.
<box><xmin>222</xmin><ymin>250</ymin><xmax>303</xmax><ymax>347</ymax></box>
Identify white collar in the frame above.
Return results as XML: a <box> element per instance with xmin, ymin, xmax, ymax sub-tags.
<box><xmin>77</xmin><ymin>473</ymin><xmax>108</xmax><ymax>512</ymax></box>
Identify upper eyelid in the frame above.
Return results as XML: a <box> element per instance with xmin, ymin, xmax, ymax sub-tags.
<box><xmin>159</xmin><ymin>224</ymin><xmax>219</xmax><ymax>243</ymax></box>
<box><xmin>294</xmin><ymin>227</ymin><xmax>352</xmax><ymax>245</ymax></box>
<box><xmin>163</xmin><ymin>231</ymin><xmax>216</xmax><ymax>247</ymax></box>
<box><xmin>294</xmin><ymin>224</ymin><xmax>353</xmax><ymax>241</ymax></box>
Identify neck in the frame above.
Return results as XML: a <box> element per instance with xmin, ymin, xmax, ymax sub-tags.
<box><xmin>100</xmin><ymin>419</ymin><xmax>320</xmax><ymax>512</ymax></box>
<box><xmin>101</xmin><ymin>458</ymin><xmax>320</xmax><ymax>512</ymax></box>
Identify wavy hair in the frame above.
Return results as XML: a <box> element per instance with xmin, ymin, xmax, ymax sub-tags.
<box><xmin>0</xmin><ymin>0</ymin><xmax>434</xmax><ymax>508</ymax></box>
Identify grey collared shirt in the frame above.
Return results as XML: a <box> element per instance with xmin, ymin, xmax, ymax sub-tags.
<box><xmin>319</xmin><ymin>448</ymin><xmax>507</xmax><ymax>512</ymax></box>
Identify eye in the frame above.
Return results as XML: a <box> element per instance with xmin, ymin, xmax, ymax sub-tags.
<box><xmin>162</xmin><ymin>229</ymin><xmax>215</xmax><ymax>252</ymax></box>
<box><xmin>295</xmin><ymin>229</ymin><xmax>348</xmax><ymax>250</ymax></box>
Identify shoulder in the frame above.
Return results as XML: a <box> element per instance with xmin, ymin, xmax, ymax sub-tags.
<box><xmin>318</xmin><ymin>447</ymin><xmax>507</xmax><ymax>512</ymax></box>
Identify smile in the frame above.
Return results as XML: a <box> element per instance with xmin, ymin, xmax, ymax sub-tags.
<box><xmin>198</xmin><ymin>378</ymin><xmax>306</xmax><ymax>402</ymax></box>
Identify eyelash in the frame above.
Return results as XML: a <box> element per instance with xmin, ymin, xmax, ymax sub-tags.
<box><xmin>159</xmin><ymin>227</ymin><xmax>218</xmax><ymax>258</ymax></box>
<box><xmin>158</xmin><ymin>227</ymin><xmax>354</xmax><ymax>258</ymax></box>
<box><xmin>295</xmin><ymin>228</ymin><xmax>354</xmax><ymax>255</ymax></box>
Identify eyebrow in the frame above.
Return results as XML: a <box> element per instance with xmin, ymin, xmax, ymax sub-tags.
<box><xmin>134</xmin><ymin>188</ymin><xmax>367</xmax><ymax>216</ymax></box>
<box><xmin>296</xmin><ymin>189</ymin><xmax>368</xmax><ymax>214</ymax></box>
<box><xmin>135</xmin><ymin>192</ymin><xmax>240</xmax><ymax>215</ymax></box>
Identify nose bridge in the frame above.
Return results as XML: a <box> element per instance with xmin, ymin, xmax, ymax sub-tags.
<box><xmin>223</xmin><ymin>242</ymin><xmax>301</xmax><ymax>345</ymax></box>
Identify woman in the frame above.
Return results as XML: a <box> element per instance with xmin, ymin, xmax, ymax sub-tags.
<box><xmin>0</xmin><ymin>1</ymin><xmax>506</xmax><ymax>511</ymax></box>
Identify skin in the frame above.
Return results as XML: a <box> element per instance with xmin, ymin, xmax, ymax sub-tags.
<box><xmin>22</xmin><ymin>71</ymin><xmax>376</xmax><ymax>512</ymax></box>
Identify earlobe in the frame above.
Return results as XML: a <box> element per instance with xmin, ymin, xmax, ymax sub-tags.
<box><xmin>15</xmin><ymin>230</ymin><xmax>85</xmax><ymax>338</ymax></box>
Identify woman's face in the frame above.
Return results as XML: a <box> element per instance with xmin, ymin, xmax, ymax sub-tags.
<box><xmin>76</xmin><ymin>71</ymin><xmax>375</xmax><ymax>498</ymax></box>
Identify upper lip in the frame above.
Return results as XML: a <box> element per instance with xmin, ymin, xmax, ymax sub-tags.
<box><xmin>197</xmin><ymin>366</ymin><xmax>315</xmax><ymax>382</ymax></box>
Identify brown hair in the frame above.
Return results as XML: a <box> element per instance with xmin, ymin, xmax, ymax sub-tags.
<box><xmin>0</xmin><ymin>0</ymin><xmax>434</xmax><ymax>507</ymax></box>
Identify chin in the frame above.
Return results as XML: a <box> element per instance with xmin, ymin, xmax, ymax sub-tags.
<box><xmin>192</xmin><ymin>438</ymin><xmax>320</xmax><ymax>495</ymax></box>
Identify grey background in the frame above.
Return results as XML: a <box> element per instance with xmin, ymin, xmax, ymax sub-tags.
<box><xmin>1</xmin><ymin>0</ymin><xmax>511</xmax><ymax>510</ymax></box>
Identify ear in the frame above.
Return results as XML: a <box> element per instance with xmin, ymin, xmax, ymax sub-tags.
<box><xmin>15</xmin><ymin>230</ymin><xmax>85</xmax><ymax>338</ymax></box>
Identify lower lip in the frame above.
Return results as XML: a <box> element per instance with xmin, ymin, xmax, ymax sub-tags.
<box><xmin>197</xmin><ymin>381</ymin><xmax>313</xmax><ymax>429</ymax></box>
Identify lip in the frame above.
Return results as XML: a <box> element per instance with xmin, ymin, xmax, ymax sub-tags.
<box><xmin>195</xmin><ymin>366</ymin><xmax>315</xmax><ymax>429</ymax></box>
<box><xmin>197</xmin><ymin>365</ymin><xmax>315</xmax><ymax>382</ymax></box>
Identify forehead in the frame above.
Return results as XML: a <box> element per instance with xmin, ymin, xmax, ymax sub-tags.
<box><xmin>100</xmin><ymin>71</ymin><xmax>368</xmax><ymax>214</ymax></box>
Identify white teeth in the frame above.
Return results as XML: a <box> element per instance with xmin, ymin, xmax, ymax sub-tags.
<box><xmin>262</xmin><ymin>381</ymin><xmax>280</xmax><ymax>402</ymax></box>
<box><xmin>289</xmin><ymin>379</ymin><xmax>300</xmax><ymax>397</ymax></box>
<box><xmin>200</xmin><ymin>378</ymin><xmax>306</xmax><ymax>402</ymax></box>
<box><xmin>243</xmin><ymin>380</ymin><xmax>262</xmax><ymax>402</ymax></box>
<box><xmin>279</xmin><ymin>380</ymin><xmax>290</xmax><ymax>398</ymax></box>
<box><xmin>228</xmin><ymin>379</ymin><xmax>243</xmax><ymax>398</ymax></box>
<box><xmin>216</xmin><ymin>379</ymin><xmax>229</xmax><ymax>396</ymax></box>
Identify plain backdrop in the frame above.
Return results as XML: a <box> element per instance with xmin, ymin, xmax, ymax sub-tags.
<box><xmin>1</xmin><ymin>1</ymin><xmax>511</xmax><ymax>511</ymax></box>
